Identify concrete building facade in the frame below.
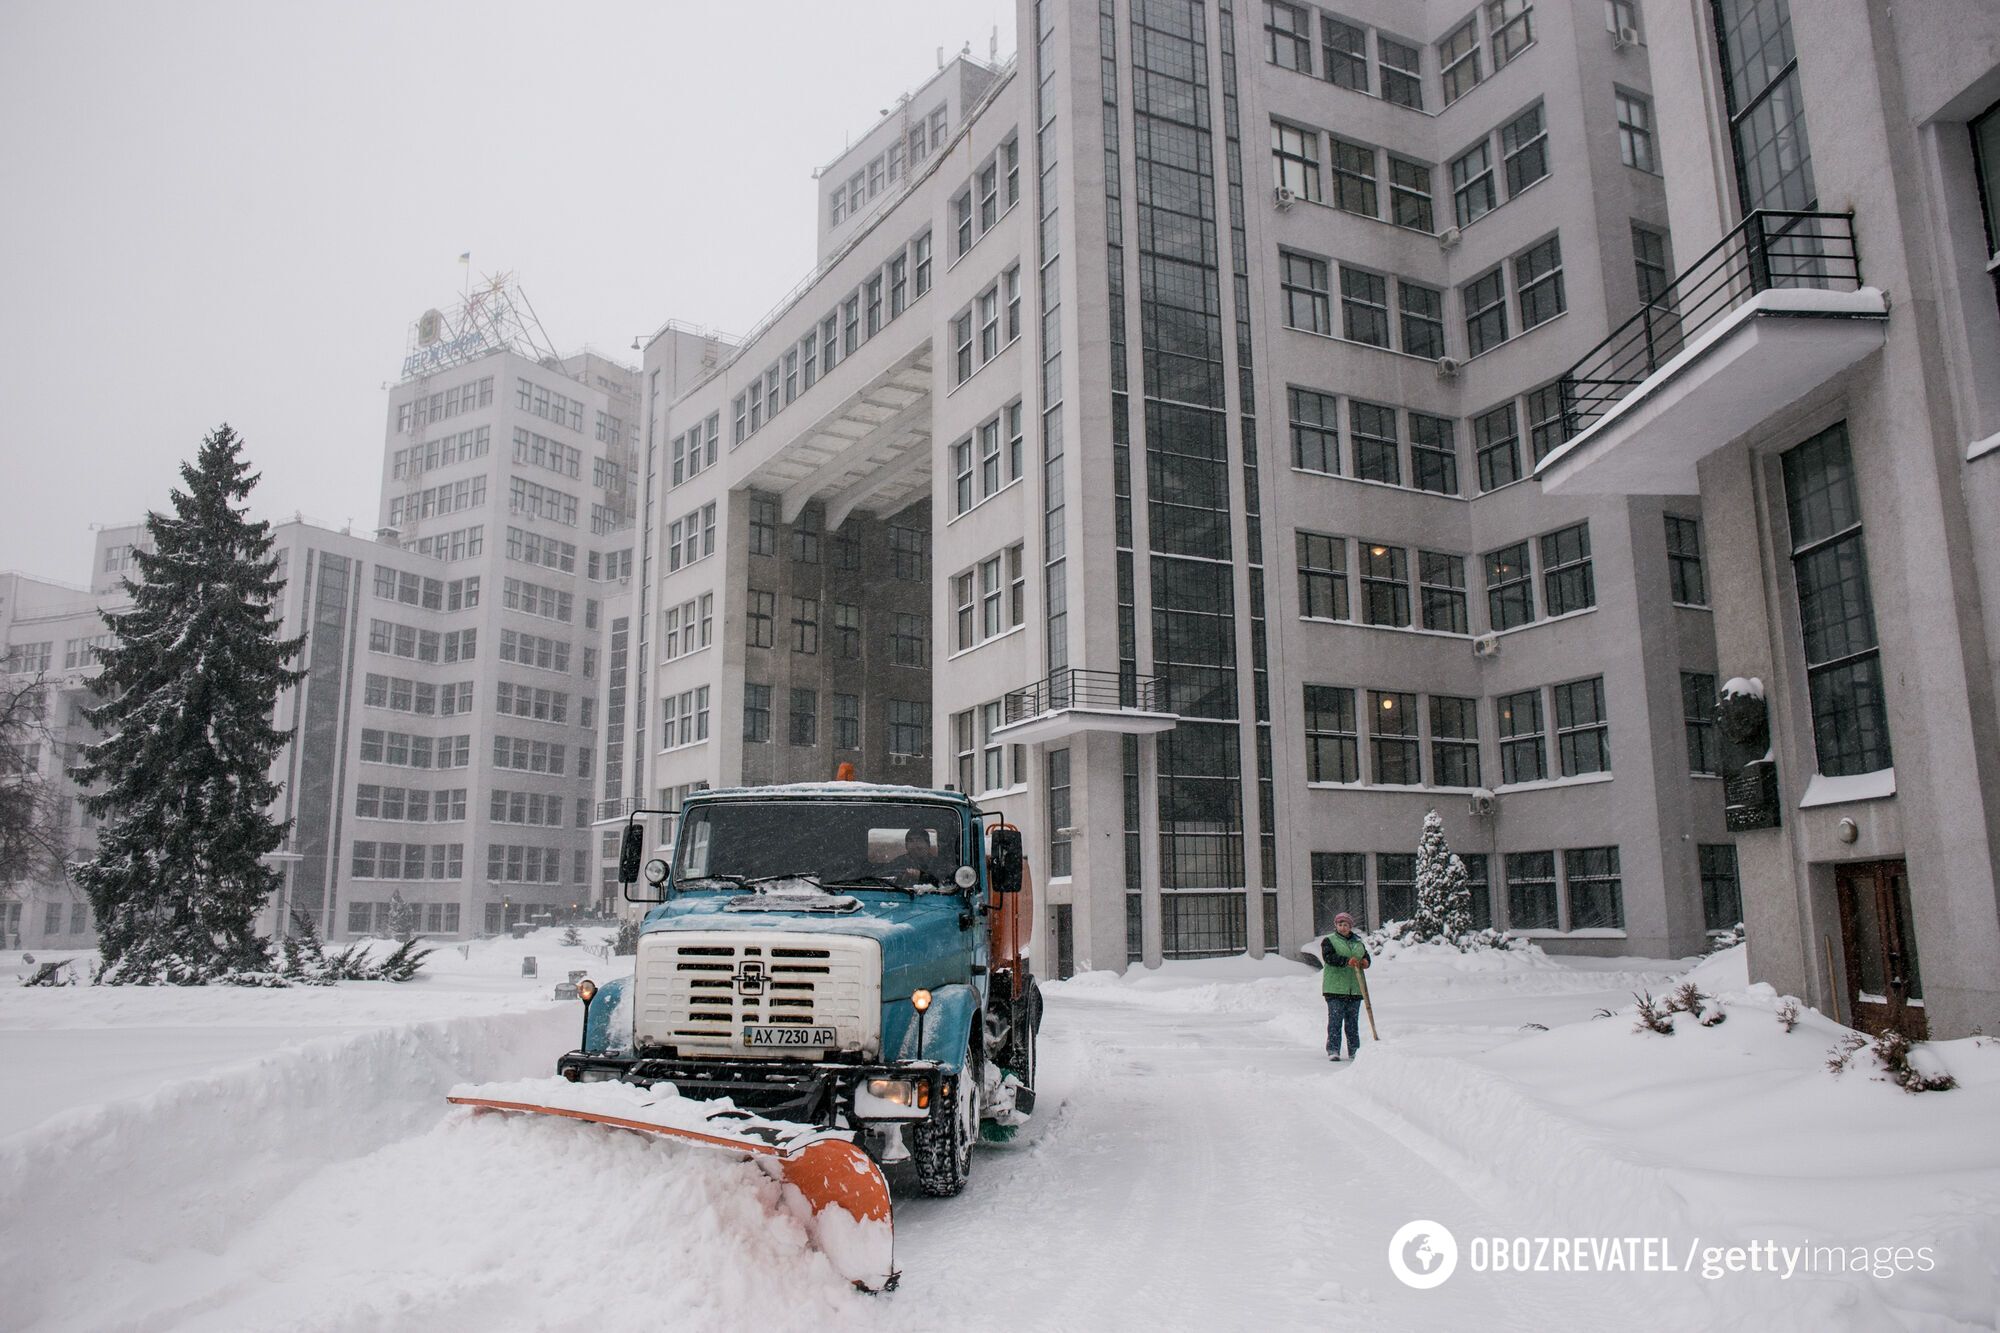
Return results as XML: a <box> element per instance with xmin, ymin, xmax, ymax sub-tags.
<box><xmin>1540</xmin><ymin>0</ymin><xmax>2000</xmax><ymax>1038</ymax></box>
<box><xmin>624</xmin><ymin>0</ymin><xmax>1738</xmax><ymax>975</ymax></box>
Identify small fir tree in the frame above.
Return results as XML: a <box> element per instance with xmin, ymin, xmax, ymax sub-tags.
<box><xmin>72</xmin><ymin>426</ymin><xmax>305</xmax><ymax>983</ymax></box>
<box><xmin>1409</xmin><ymin>809</ymin><xmax>1474</xmax><ymax>944</ymax></box>
<box><xmin>386</xmin><ymin>890</ymin><xmax>415</xmax><ymax>942</ymax></box>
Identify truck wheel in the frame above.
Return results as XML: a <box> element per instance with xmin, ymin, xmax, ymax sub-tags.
<box><xmin>911</xmin><ymin>1051</ymin><xmax>980</xmax><ymax>1197</ymax></box>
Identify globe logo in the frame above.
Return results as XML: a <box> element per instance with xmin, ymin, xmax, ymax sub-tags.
<box><xmin>1388</xmin><ymin>1219</ymin><xmax>1459</xmax><ymax>1289</ymax></box>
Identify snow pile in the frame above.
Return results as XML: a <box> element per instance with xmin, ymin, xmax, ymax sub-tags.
<box><xmin>1338</xmin><ymin>952</ymin><xmax>2000</xmax><ymax>1328</ymax></box>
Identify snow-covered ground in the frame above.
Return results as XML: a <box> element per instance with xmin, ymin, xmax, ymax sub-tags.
<box><xmin>3</xmin><ymin>934</ymin><xmax>1996</xmax><ymax>1331</ymax></box>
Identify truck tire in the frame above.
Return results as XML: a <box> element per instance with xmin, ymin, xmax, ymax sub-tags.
<box><xmin>911</xmin><ymin>1051</ymin><xmax>980</xmax><ymax>1197</ymax></box>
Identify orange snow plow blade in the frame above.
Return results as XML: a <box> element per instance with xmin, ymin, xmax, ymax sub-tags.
<box><xmin>448</xmin><ymin>1081</ymin><xmax>896</xmax><ymax>1291</ymax></box>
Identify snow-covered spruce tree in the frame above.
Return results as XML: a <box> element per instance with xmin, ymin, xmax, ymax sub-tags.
<box><xmin>1409</xmin><ymin>809</ymin><xmax>1474</xmax><ymax>944</ymax></box>
<box><xmin>386</xmin><ymin>890</ymin><xmax>414</xmax><ymax>942</ymax></box>
<box><xmin>72</xmin><ymin>426</ymin><xmax>304</xmax><ymax>984</ymax></box>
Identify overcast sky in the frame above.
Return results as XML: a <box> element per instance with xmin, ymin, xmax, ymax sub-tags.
<box><xmin>0</xmin><ymin>0</ymin><xmax>1014</xmax><ymax>580</ymax></box>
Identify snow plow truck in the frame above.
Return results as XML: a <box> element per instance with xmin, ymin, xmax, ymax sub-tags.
<box><xmin>449</xmin><ymin>776</ymin><xmax>1041</xmax><ymax>1291</ymax></box>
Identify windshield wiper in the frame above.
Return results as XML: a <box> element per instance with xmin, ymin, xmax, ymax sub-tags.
<box><xmin>676</xmin><ymin>874</ymin><xmax>750</xmax><ymax>890</ymax></box>
<box><xmin>824</xmin><ymin>874</ymin><xmax>907</xmax><ymax>891</ymax></box>
<box><xmin>745</xmin><ymin>871</ymin><xmax>825</xmax><ymax>889</ymax></box>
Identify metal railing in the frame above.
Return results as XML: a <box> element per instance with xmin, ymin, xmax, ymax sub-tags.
<box><xmin>1558</xmin><ymin>210</ymin><xmax>1861</xmax><ymax>440</ymax></box>
<box><xmin>1002</xmin><ymin>668</ymin><xmax>1168</xmax><ymax>725</ymax></box>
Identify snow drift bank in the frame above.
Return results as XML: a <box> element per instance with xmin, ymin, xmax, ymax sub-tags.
<box><xmin>0</xmin><ymin>1004</ymin><xmax>574</xmax><ymax>1328</ymax></box>
<box><xmin>1338</xmin><ymin>956</ymin><xmax>2000</xmax><ymax>1330</ymax></box>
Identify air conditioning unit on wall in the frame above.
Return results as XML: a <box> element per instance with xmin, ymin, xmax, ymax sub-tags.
<box><xmin>1471</xmin><ymin>632</ymin><xmax>1502</xmax><ymax>659</ymax></box>
<box><xmin>1437</xmin><ymin>226</ymin><xmax>1462</xmax><ymax>250</ymax></box>
<box><xmin>1274</xmin><ymin>186</ymin><xmax>1298</xmax><ymax>209</ymax></box>
<box><xmin>1470</xmin><ymin>789</ymin><xmax>1499</xmax><ymax>817</ymax></box>
<box><xmin>1613</xmin><ymin>25</ymin><xmax>1641</xmax><ymax>48</ymax></box>
<box><xmin>1435</xmin><ymin>356</ymin><xmax>1461</xmax><ymax>378</ymax></box>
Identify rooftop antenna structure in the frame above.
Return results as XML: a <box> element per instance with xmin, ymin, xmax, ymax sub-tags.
<box><xmin>401</xmin><ymin>271</ymin><xmax>563</xmax><ymax>381</ymax></box>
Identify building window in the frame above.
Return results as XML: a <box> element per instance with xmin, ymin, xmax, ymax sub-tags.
<box><xmin>743</xmin><ymin>684</ymin><xmax>772</xmax><ymax>743</ymax></box>
<box><xmin>1488</xmin><ymin>0</ymin><xmax>1534</xmax><ymax>67</ymax></box>
<box><xmin>1712</xmin><ymin>0</ymin><xmax>1815</xmax><ymax>212</ymax></box>
<box><xmin>746</xmin><ymin>589</ymin><xmax>774</xmax><ymax>648</ymax></box>
<box><xmin>1376</xmin><ymin>852</ymin><xmax>1418</xmax><ymax>921</ymax></box>
<box><xmin>1389</xmin><ymin>156</ymin><xmax>1434</xmax><ymax>232</ymax></box>
<box><xmin>834</xmin><ymin>602</ymin><xmax>861</xmax><ymax>658</ymax></box>
<box><xmin>1380</xmin><ymin>36</ymin><xmax>1424</xmax><ymax>109</ymax></box>
<box><xmin>979</xmin><ymin>417</ymin><xmax>1003</xmax><ymax>498</ymax></box>
<box><xmin>1311</xmin><ymin>852</ymin><xmax>1367</xmax><ymax>931</ymax></box>
<box><xmin>1289</xmin><ymin>387</ymin><xmax>1339</xmax><ymax>473</ymax></box>
<box><xmin>1419</xmin><ymin>550</ymin><xmax>1468</xmax><ymax>632</ymax></box>
<box><xmin>1553</xmin><ymin>676</ymin><xmax>1609</xmax><ymax>775</ymax></box>
<box><xmin>1394</xmin><ymin>282</ymin><xmax>1446</xmax><ymax>361</ymax></box>
<box><xmin>1321</xmin><ymin>15</ymin><xmax>1368</xmax><ymax>90</ymax></box>
<box><xmin>1484</xmin><ymin>541</ymin><xmax>1534</xmax><ymax>630</ymax></box>
<box><xmin>1666</xmin><ymin>514</ymin><xmax>1706</xmax><ymax>605</ymax></box>
<box><xmin>1305</xmin><ymin>685</ymin><xmax>1359</xmax><ymax>783</ymax></box>
<box><xmin>1431</xmin><ymin>694</ymin><xmax>1481</xmax><ymax>786</ymax></box>
<box><xmin>1500</xmin><ymin>103</ymin><xmax>1549</xmax><ymax>194</ymax></box>
<box><xmin>1506</xmin><ymin>851</ymin><xmax>1559</xmax><ymax>929</ymax></box>
<box><xmin>954</xmin><ymin>311</ymin><xmax>974</xmax><ymax>383</ymax></box>
<box><xmin>1281</xmin><ymin>251</ymin><xmax>1331</xmax><ymax>334</ymax></box>
<box><xmin>1359</xmin><ymin>542</ymin><xmax>1410</xmax><ymax>626</ymax></box>
<box><xmin>1450</xmin><ymin>140</ymin><xmax>1497</xmax><ymax>227</ymax></box>
<box><xmin>1475</xmin><ymin>403</ymin><xmax>1522</xmax><ymax>491</ymax></box>
<box><xmin>1298</xmin><ymin>531</ymin><xmax>1349</xmax><ymax>620</ymax></box>
<box><xmin>979</xmin><ymin>286</ymin><xmax>1000</xmax><ymax>361</ymax></box>
<box><xmin>979</xmin><ymin>556</ymin><xmax>1004</xmax><ymax>638</ymax></box>
<box><xmin>1699</xmin><ymin>844</ymin><xmax>1742</xmax><ymax>932</ymax></box>
<box><xmin>834</xmin><ymin>693</ymin><xmax>861</xmax><ymax>750</ymax></box>
<box><xmin>1340</xmin><ymin>267</ymin><xmax>1390</xmax><ymax>347</ymax></box>
<box><xmin>1683</xmin><ymin>671</ymin><xmax>1720</xmax><ymax>775</ymax></box>
<box><xmin>791</xmin><ymin>597</ymin><xmax>819</xmax><ymax>654</ymax></box>
<box><xmin>1462</xmin><ymin>853</ymin><xmax>1493</xmax><ymax>928</ymax></box>
<box><xmin>1266</xmin><ymin>0</ymin><xmax>1312</xmax><ymax>73</ymax></box>
<box><xmin>1369</xmin><ymin>690</ymin><xmax>1421</xmax><ymax>784</ymax></box>
<box><xmin>888</xmin><ymin>699</ymin><xmax>928</xmax><ymax>757</ymax></box>
<box><xmin>914</xmin><ymin>231</ymin><xmax>933</xmax><ymax>296</ymax></box>
<box><xmin>1540</xmin><ymin>521</ymin><xmax>1594</xmax><ymax>615</ymax></box>
<box><xmin>1409</xmin><ymin>414</ymin><xmax>1457</xmax><ymax>495</ymax></box>
<box><xmin>1515</xmin><ymin>236</ymin><xmax>1566</xmax><ymax>329</ymax></box>
<box><xmin>952</xmin><ymin>437</ymin><xmax>974</xmax><ymax>515</ymax></box>
<box><xmin>1497</xmin><ymin>689</ymin><xmax>1546</xmax><ymax>783</ymax></box>
<box><xmin>1047</xmin><ymin>748</ymin><xmax>1074</xmax><ymax>875</ymax></box>
<box><xmin>748</xmin><ymin>496</ymin><xmax>777</xmax><ymax>556</ymax></box>
<box><xmin>1272</xmin><ymin>121</ymin><xmax>1321</xmax><ymax>200</ymax></box>
<box><xmin>1632</xmin><ymin>223</ymin><xmax>1671</xmax><ymax>306</ymax></box>
<box><xmin>890</xmin><ymin>524</ymin><xmax>927</xmax><ymax>581</ymax></box>
<box><xmin>1564</xmin><ymin>846</ymin><xmax>1622</xmax><ymax>930</ymax></box>
<box><xmin>1617</xmin><ymin>89</ymin><xmax>1656</xmax><ymax>171</ymax></box>
<box><xmin>892</xmin><ymin>612</ymin><xmax>926</xmax><ymax>667</ymax></box>
<box><xmin>789</xmin><ymin>689</ymin><xmax>818</xmax><ymax>746</ymax></box>
<box><xmin>1439</xmin><ymin>16</ymin><xmax>1482</xmax><ymax>105</ymax></box>
<box><xmin>1350</xmin><ymin>402</ymin><xmax>1400</xmax><ymax>484</ymax></box>
<box><xmin>1464</xmin><ymin>267</ymin><xmax>1509</xmax><ymax>355</ymax></box>
<box><xmin>1526</xmin><ymin>381</ymin><xmax>1572</xmax><ymax>464</ymax></box>
<box><xmin>1331</xmin><ymin>139</ymin><xmax>1378</xmax><ymax>217</ymax></box>
<box><xmin>1782</xmin><ymin>423</ymin><xmax>1891</xmax><ymax>776</ymax></box>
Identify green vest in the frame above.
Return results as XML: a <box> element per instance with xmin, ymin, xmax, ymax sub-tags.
<box><xmin>1320</xmin><ymin>931</ymin><xmax>1366</xmax><ymax>996</ymax></box>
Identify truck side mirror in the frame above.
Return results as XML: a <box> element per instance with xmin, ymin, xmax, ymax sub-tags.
<box><xmin>988</xmin><ymin>827</ymin><xmax>1024</xmax><ymax>894</ymax></box>
<box><xmin>618</xmin><ymin>823</ymin><xmax>646</xmax><ymax>885</ymax></box>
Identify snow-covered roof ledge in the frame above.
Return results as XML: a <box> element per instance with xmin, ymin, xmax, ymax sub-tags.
<box><xmin>1539</xmin><ymin>287</ymin><xmax>1888</xmax><ymax>497</ymax></box>
<box><xmin>1798</xmin><ymin>767</ymin><xmax>1895</xmax><ymax>808</ymax></box>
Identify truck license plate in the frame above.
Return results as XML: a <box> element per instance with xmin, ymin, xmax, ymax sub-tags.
<box><xmin>743</xmin><ymin>1025</ymin><xmax>837</xmax><ymax>1048</ymax></box>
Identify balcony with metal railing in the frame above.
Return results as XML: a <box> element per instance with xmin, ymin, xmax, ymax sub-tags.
<box><xmin>1537</xmin><ymin>210</ymin><xmax>1887</xmax><ymax>496</ymax></box>
<box><xmin>992</xmin><ymin>668</ymin><xmax>1178</xmax><ymax>745</ymax></box>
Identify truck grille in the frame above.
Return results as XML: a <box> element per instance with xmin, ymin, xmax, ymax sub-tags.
<box><xmin>634</xmin><ymin>931</ymin><xmax>882</xmax><ymax>1059</ymax></box>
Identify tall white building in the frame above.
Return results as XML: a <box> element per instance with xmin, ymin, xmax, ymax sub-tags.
<box><xmin>619</xmin><ymin>0</ymin><xmax>1740</xmax><ymax>976</ymax></box>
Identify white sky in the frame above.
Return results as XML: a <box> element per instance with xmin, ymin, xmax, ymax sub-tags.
<box><xmin>0</xmin><ymin>0</ymin><xmax>1014</xmax><ymax>579</ymax></box>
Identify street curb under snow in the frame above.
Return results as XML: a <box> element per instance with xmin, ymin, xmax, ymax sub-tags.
<box><xmin>0</xmin><ymin>1003</ymin><xmax>575</xmax><ymax>1329</ymax></box>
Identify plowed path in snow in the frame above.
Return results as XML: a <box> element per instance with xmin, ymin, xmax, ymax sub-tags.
<box><xmin>894</xmin><ymin>987</ymin><xmax>1636</xmax><ymax>1331</ymax></box>
<box><xmin>25</xmin><ymin>988</ymin><xmax>1655</xmax><ymax>1332</ymax></box>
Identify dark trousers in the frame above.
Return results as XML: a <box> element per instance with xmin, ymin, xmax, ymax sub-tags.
<box><xmin>1324</xmin><ymin>993</ymin><xmax>1363</xmax><ymax>1057</ymax></box>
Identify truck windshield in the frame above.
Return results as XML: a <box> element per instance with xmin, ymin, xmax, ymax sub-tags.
<box><xmin>674</xmin><ymin>800</ymin><xmax>968</xmax><ymax>894</ymax></box>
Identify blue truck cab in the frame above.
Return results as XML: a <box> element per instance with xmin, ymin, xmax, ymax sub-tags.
<box><xmin>559</xmin><ymin>781</ymin><xmax>1039</xmax><ymax>1196</ymax></box>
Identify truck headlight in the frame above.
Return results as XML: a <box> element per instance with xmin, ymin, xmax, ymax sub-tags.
<box><xmin>864</xmin><ymin>1077</ymin><xmax>928</xmax><ymax>1109</ymax></box>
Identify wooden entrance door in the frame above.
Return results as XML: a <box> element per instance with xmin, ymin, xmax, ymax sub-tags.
<box><xmin>1836</xmin><ymin>860</ymin><xmax>1925</xmax><ymax>1038</ymax></box>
